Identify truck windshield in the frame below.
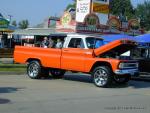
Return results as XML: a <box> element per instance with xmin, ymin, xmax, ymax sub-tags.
<box><xmin>86</xmin><ymin>37</ymin><xmax>104</xmax><ymax>49</ymax></box>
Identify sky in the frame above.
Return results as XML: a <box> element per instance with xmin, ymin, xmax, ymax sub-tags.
<box><xmin>0</xmin><ymin>0</ymin><xmax>148</xmax><ymax>27</ymax></box>
<box><xmin>0</xmin><ymin>0</ymin><xmax>73</xmax><ymax>27</ymax></box>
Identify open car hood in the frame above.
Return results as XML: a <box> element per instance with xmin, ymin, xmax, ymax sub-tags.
<box><xmin>94</xmin><ymin>39</ymin><xmax>137</xmax><ymax>57</ymax></box>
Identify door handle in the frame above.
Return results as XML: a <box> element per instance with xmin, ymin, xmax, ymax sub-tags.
<box><xmin>63</xmin><ymin>50</ymin><xmax>69</xmax><ymax>52</ymax></box>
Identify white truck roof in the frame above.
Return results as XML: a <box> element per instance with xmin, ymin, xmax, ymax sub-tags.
<box><xmin>67</xmin><ymin>33</ymin><xmax>103</xmax><ymax>39</ymax></box>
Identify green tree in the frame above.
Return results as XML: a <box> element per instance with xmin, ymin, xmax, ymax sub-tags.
<box><xmin>11</xmin><ymin>20</ymin><xmax>17</xmax><ymax>27</ymax></box>
<box><xmin>65</xmin><ymin>0</ymin><xmax>76</xmax><ymax>11</ymax></box>
<box><xmin>135</xmin><ymin>1</ymin><xmax>150</xmax><ymax>30</ymax></box>
<box><xmin>110</xmin><ymin>0</ymin><xmax>134</xmax><ymax>19</ymax></box>
<box><xmin>18</xmin><ymin>20</ymin><xmax>29</xmax><ymax>29</ymax></box>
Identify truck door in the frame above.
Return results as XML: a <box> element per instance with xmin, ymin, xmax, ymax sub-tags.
<box><xmin>61</xmin><ymin>38</ymin><xmax>86</xmax><ymax>72</ymax></box>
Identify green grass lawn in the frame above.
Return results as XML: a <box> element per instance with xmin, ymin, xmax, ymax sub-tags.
<box><xmin>0</xmin><ymin>63</ymin><xmax>26</xmax><ymax>72</ymax></box>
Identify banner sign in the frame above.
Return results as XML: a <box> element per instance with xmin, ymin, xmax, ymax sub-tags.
<box><xmin>76</xmin><ymin>13</ymin><xmax>106</xmax><ymax>34</ymax></box>
<box><xmin>92</xmin><ymin>2</ymin><xmax>109</xmax><ymax>14</ymax></box>
<box><xmin>61</xmin><ymin>12</ymin><xmax>72</xmax><ymax>27</ymax></box>
<box><xmin>92</xmin><ymin>0</ymin><xmax>109</xmax><ymax>4</ymax></box>
<box><xmin>56</xmin><ymin>12</ymin><xmax>76</xmax><ymax>32</ymax></box>
<box><xmin>56</xmin><ymin>11</ymin><xmax>143</xmax><ymax>35</ymax></box>
<box><xmin>76</xmin><ymin>0</ymin><xmax>91</xmax><ymax>22</ymax></box>
<box><xmin>128</xmin><ymin>19</ymin><xmax>140</xmax><ymax>30</ymax></box>
<box><xmin>107</xmin><ymin>16</ymin><xmax>120</xmax><ymax>29</ymax></box>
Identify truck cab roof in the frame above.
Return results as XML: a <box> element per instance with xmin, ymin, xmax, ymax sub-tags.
<box><xmin>49</xmin><ymin>33</ymin><xmax>103</xmax><ymax>40</ymax></box>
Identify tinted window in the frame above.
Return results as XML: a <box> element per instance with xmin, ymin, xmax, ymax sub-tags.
<box><xmin>86</xmin><ymin>37</ymin><xmax>104</xmax><ymax>49</ymax></box>
<box><xmin>68</xmin><ymin>38</ymin><xmax>84</xmax><ymax>48</ymax></box>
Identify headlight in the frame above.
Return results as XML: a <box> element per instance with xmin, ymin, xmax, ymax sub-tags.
<box><xmin>119</xmin><ymin>62</ymin><xmax>139</xmax><ymax>69</ymax></box>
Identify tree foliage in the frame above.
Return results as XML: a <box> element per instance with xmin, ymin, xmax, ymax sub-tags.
<box><xmin>110</xmin><ymin>0</ymin><xmax>134</xmax><ymax>19</ymax></box>
<box><xmin>18</xmin><ymin>20</ymin><xmax>29</xmax><ymax>29</ymax></box>
<box><xmin>135</xmin><ymin>1</ymin><xmax>150</xmax><ymax>30</ymax></box>
<box><xmin>11</xmin><ymin>20</ymin><xmax>17</xmax><ymax>27</ymax></box>
<box><xmin>65</xmin><ymin>3</ymin><xmax>76</xmax><ymax>11</ymax></box>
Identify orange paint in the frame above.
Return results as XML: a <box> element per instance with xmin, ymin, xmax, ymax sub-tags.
<box><xmin>14</xmin><ymin>39</ymin><xmax>136</xmax><ymax>73</ymax></box>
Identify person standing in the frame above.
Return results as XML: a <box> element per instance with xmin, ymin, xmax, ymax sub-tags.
<box><xmin>55</xmin><ymin>39</ymin><xmax>63</xmax><ymax>48</ymax></box>
<box><xmin>48</xmin><ymin>38</ymin><xmax>54</xmax><ymax>48</ymax></box>
<box><xmin>41</xmin><ymin>37</ymin><xmax>49</xmax><ymax>48</ymax></box>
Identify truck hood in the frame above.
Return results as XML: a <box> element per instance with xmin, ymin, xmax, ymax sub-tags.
<box><xmin>94</xmin><ymin>39</ymin><xmax>137</xmax><ymax>56</ymax></box>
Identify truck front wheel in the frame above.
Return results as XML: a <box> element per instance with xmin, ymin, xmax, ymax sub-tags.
<box><xmin>27</xmin><ymin>61</ymin><xmax>45</xmax><ymax>79</ymax></box>
<box><xmin>50</xmin><ymin>69</ymin><xmax>65</xmax><ymax>79</ymax></box>
<box><xmin>92</xmin><ymin>66</ymin><xmax>112</xmax><ymax>88</ymax></box>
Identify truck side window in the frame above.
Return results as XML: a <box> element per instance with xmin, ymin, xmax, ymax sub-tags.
<box><xmin>68</xmin><ymin>38</ymin><xmax>84</xmax><ymax>48</ymax></box>
<box><xmin>86</xmin><ymin>37</ymin><xmax>104</xmax><ymax>49</ymax></box>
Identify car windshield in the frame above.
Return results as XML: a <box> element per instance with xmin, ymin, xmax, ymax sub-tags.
<box><xmin>86</xmin><ymin>37</ymin><xmax>104</xmax><ymax>49</ymax></box>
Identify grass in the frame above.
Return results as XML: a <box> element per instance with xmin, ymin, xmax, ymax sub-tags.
<box><xmin>0</xmin><ymin>68</ymin><xmax>26</xmax><ymax>72</ymax></box>
<box><xmin>0</xmin><ymin>63</ymin><xmax>26</xmax><ymax>67</ymax></box>
<box><xmin>0</xmin><ymin>63</ymin><xmax>26</xmax><ymax>72</ymax></box>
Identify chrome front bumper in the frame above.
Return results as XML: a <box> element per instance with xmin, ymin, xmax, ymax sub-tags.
<box><xmin>114</xmin><ymin>69</ymin><xmax>139</xmax><ymax>76</ymax></box>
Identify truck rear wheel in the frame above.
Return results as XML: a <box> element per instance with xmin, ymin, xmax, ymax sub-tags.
<box><xmin>92</xmin><ymin>66</ymin><xmax>112</xmax><ymax>88</ymax></box>
<box><xmin>27</xmin><ymin>61</ymin><xmax>47</xmax><ymax>79</ymax></box>
<box><xmin>50</xmin><ymin>69</ymin><xmax>65</xmax><ymax>79</ymax></box>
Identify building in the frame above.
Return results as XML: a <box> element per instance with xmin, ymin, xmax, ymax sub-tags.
<box><xmin>0</xmin><ymin>13</ymin><xmax>16</xmax><ymax>48</ymax></box>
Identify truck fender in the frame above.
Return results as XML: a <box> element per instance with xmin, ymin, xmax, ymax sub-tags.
<box><xmin>26</xmin><ymin>58</ymin><xmax>42</xmax><ymax>65</ymax></box>
<box><xmin>90</xmin><ymin>61</ymin><xmax>113</xmax><ymax>73</ymax></box>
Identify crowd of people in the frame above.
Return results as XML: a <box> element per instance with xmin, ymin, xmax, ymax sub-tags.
<box><xmin>41</xmin><ymin>37</ymin><xmax>63</xmax><ymax>48</ymax></box>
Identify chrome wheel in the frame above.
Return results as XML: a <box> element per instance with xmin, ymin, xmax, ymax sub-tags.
<box><xmin>27</xmin><ymin>61</ymin><xmax>41</xmax><ymax>79</ymax></box>
<box><xmin>92</xmin><ymin>66</ymin><xmax>112</xmax><ymax>87</ymax></box>
<box><xmin>94</xmin><ymin>69</ymin><xmax>108</xmax><ymax>87</ymax></box>
<box><xmin>28</xmin><ymin>62</ymin><xmax>39</xmax><ymax>78</ymax></box>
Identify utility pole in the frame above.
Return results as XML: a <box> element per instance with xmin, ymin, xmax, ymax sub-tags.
<box><xmin>8</xmin><ymin>15</ymin><xmax>13</xmax><ymax>23</ymax></box>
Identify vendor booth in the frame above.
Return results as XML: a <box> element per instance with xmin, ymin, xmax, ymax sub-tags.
<box><xmin>12</xmin><ymin>28</ymin><xmax>57</xmax><ymax>47</ymax></box>
<box><xmin>0</xmin><ymin>14</ymin><xmax>16</xmax><ymax>58</ymax></box>
<box><xmin>0</xmin><ymin>15</ymin><xmax>16</xmax><ymax>48</ymax></box>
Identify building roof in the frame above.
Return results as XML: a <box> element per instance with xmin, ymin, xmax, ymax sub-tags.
<box><xmin>12</xmin><ymin>28</ymin><xmax>56</xmax><ymax>35</ymax></box>
<box><xmin>0</xmin><ymin>25</ymin><xmax>16</xmax><ymax>33</ymax></box>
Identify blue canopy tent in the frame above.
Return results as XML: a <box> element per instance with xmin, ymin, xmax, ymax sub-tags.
<box><xmin>100</xmin><ymin>34</ymin><xmax>135</xmax><ymax>44</ymax></box>
<box><xmin>135</xmin><ymin>34</ymin><xmax>150</xmax><ymax>43</ymax></box>
<box><xmin>134</xmin><ymin>34</ymin><xmax>150</xmax><ymax>47</ymax></box>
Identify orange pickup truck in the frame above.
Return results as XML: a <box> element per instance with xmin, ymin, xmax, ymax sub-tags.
<box><xmin>14</xmin><ymin>33</ymin><xmax>139</xmax><ymax>87</ymax></box>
